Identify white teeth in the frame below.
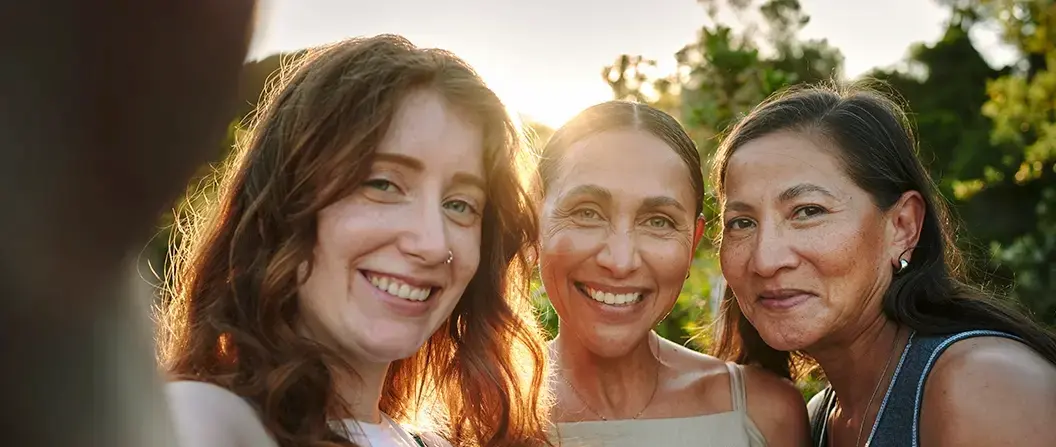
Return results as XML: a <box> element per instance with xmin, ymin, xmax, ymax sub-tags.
<box><xmin>368</xmin><ymin>274</ymin><xmax>432</xmax><ymax>301</ymax></box>
<box><xmin>586</xmin><ymin>287</ymin><xmax>642</xmax><ymax>306</ymax></box>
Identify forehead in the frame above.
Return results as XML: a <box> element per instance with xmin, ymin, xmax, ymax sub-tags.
<box><xmin>723</xmin><ymin>131</ymin><xmax>854</xmax><ymax>201</ymax></box>
<box><xmin>377</xmin><ymin>89</ymin><xmax>484</xmax><ymax>174</ymax></box>
<box><xmin>550</xmin><ymin>129</ymin><xmax>695</xmax><ymax>202</ymax></box>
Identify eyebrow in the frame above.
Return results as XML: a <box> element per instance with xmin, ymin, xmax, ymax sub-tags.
<box><xmin>375</xmin><ymin>153</ymin><xmax>486</xmax><ymax>191</ymax></box>
<box><xmin>559</xmin><ymin>184</ymin><xmax>612</xmax><ymax>203</ymax></box>
<box><xmin>374</xmin><ymin>153</ymin><xmax>423</xmax><ymax>171</ymax></box>
<box><xmin>778</xmin><ymin>183</ymin><xmax>836</xmax><ymax>202</ymax></box>
<box><xmin>724</xmin><ymin>183</ymin><xmax>836</xmax><ymax>213</ymax></box>
<box><xmin>640</xmin><ymin>196</ymin><xmax>687</xmax><ymax>213</ymax></box>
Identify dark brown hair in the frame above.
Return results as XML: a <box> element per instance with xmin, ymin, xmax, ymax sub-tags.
<box><xmin>158</xmin><ymin>34</ymin><xmax>551</xmax><ymax>447</ymax></box>
<box><xmin>532</xmin><ymin>101</ymin><xmax>704</xmax><ymax>217</ymax></box>
<box><xmin>710</xmin><ymin>81</ymin><xmax>1056</xmax><ymax>380</ymax></box>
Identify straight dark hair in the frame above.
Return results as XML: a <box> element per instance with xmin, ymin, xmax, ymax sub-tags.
<box><xmin>710</xmin><ymin>81</ymin><xmax>1056</xmax><ymax>380</ymax></box>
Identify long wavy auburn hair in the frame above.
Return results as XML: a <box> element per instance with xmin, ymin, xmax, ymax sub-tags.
<box><xmin>157</xmin><ymin>34</ymin><xmax>552</xmax><ymax>447</ymax></box>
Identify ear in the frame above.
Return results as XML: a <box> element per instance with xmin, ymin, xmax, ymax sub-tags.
<box><xmin>692</xmin><ymin>214</ymin><xmax>706</xmax><ymax>252</ymax></box>
<box><xmin>526</xmin><ymin>243</ymin><xmax>540</xmax><ymax>268</ymax></box>
<box><xmin>888</xmin><ymin>190</ymin><xmax>925</xmax><ymax>264</ymax></box>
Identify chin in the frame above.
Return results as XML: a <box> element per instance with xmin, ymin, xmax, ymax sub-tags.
<box><xmin>753</xmin><ymin>322</ymin><xmax>820</xmax><ymax>352</ymax></box>
<box><xmin>581</xmin><ymin>327</ymin><xmax>648</xmax><ymax>358</ymax></box>
<box><xmin>347</xmin><ymin>331</ymin><xmax>432</xmax><ymax>363</ymax></box>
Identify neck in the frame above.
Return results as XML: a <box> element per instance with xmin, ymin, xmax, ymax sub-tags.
<box><xmin>331</xmin><ymin>359</ymin><xmax>391</xmax><ymax>424</ymax></box>
<box><xmin>808</xmin><ymin>315</ymin><xmax>906</xmax><ymax>412</ymax></box>
<box><xmin>553</xmin><ymin>330</ymin><xmax>662</xmax><ymax>420</ymax></box>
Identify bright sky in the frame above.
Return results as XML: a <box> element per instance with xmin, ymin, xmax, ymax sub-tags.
<box><xmin>248</xmin><ymin>0</ymin><xmax>1012</xmax><ymax>129</ymax></box>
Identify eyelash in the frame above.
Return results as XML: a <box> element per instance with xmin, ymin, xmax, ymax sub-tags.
<box><xmin>725</xmin><ymin>217</ymin><xmax>754</xmax><ymax>230</ymax></box>
<box><xmin>444</xmin><ymin>199</ymin><xmax>479</xmax><ymax>215</ymax></box>
<box><xmin>646</xmin><ymin>216</ymin><xmax>675</xmax><ymax>229</ymax></box>
<box><xmin>364</xmin><ymin>178</ymin><xmax>399</xmax><ymax>193</ymax></box>
<box><xmin>364</xmin><ymin>178</ymin><xmax>481</xmax><ymax>217</ymax></box>
<box><xmin>792</xmin><ymin>205</ymin><xmax>827</xmax><ymax>220</ymax></box>
<box><xmin>573</xmin><ymin>208</ymin><xmax>601</xmax><ymax>220</ymax></box>
<box><xmin>723</xmin><ymin>204</ymin><xmax>828</xmax><ymax>230</ymax></box>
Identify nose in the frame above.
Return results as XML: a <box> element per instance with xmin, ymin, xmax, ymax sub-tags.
<box><xmin>750</xmin><ymin>222</ymin><xmax>798</xmax><ymax>277</ymax></box>
<box><xmin>596</xmin><ymin>229</ymin><xmax>641</xmax><ymax>279</ymax></box>
<box><xmin>397</xmin><ymin>199</ymin><xmax>451</xmax><ymax>266</ymax></box>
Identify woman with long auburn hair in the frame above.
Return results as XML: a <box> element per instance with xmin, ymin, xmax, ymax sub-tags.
<box><xmin>158</xmin><ymin>34</ymin><xmax>551</xmax><ymax>447</ymax></box>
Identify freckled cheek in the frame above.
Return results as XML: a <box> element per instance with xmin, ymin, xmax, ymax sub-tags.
<box><xmin>718</xmin><ymin>241</ymin><xmax>751</xmax><ymax>282</ymax></box>
<box><xmin>803</xmin><ymin>226</ymin><xmax>875</xmax><ymax>278</ymax></box>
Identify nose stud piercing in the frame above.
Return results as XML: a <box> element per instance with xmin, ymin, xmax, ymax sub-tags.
<box><xmin>445</xmin><ymin>251</ymin><xmax>453</xmax><ymax>265</ymax></box>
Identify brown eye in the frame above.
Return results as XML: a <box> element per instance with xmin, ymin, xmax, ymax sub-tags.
<box><xmin>725</xmin><ymin>217</ymin><xmax>755</xmax><ymax>230</ymax></box>
<box><xmin>792</xmin><ymin>205</ymin><xmax>826</xmax><ymax>220</ymax></box>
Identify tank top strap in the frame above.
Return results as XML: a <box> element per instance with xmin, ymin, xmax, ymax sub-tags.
<box><xmin>725</xmin><ymin>362</ymin><xmax>748</xmax><ymax>412</ymax></box>
<box><xmin>868</xmin><ymin>329</ymin><xmax>1023</xmax><ymax>447</ymax></box>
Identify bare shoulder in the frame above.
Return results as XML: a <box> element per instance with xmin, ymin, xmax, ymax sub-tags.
<box><xmin>921</xmin><ymin>336</ymin><xmax>1056</xmax><ymax>447</ymax></box>
<box><xmin>166</xmin><ymin>381</ymin><xmax>277</xmax><ymax>447</ymax></box>
<box><xmin>740</xmin><ymin>365</ymin><xmax>810</xmax><ymax>447</ymax></box>
<box><xmin>659</xmin><ymin>337</ymin><xmax>809</xmax><ymax>447</ymax></box>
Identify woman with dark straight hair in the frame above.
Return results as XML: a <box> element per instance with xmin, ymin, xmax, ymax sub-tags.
<box><xmin>159</xmin><ymin>34</ymin><xmax>551</xmax><ymax>447</ymax></box>
<box><xmin>711</xmin><ymin>81</ymin><xmax>1056</xmax><ymax>447</ymax></box>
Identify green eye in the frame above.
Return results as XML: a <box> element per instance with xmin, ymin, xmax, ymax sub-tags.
<box><xmin>444</xmin><ymin>200</ymin><xmax>476</xmax><ymax>214</ymax></box>
<box><xmin>364</xmin><ymin>179</ymin><xmax>396</xmax><ymax>192</ymax></box>
<box><xmin>648</xmin><ymin>217</ymin><xmax>673</xmax><ymax>228</ymax></box>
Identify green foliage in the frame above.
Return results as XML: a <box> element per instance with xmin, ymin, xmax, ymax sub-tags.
<box><xmin>144</xmin><ymin>0</ymin><xmax>1056</xmax><ymax>406</ymax></box>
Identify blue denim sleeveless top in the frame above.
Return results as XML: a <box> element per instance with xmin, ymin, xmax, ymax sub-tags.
<box><xmin>808</xmin><ymin>330</ymin><xmax>1023</xmax><ymax>447</ymax></box>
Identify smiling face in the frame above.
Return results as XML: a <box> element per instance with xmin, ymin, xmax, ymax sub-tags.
<box><xmin>296</xmin><ymin>89</ymin><xmax>486</xmax><ymax>364</ymax></box>
<box><xmin>718</xmin><ymin>130</ymin><xmax>903</xmax><ymax>351</ymax></box>
<box><xmin>540</xmin><ymin>129</ymin><xmax>702</xmax><ymax>357</ymax></box>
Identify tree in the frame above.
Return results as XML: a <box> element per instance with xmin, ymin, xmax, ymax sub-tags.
<box><xmin>971</xmin><ymin>0</ymin><xmax>1056</xmax><ymax>323</ymax></box>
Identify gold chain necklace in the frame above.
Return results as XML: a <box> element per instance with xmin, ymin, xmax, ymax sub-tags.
<box><xmin>555</xmin><ymin>336</ymin><xmax>661</xmax><ymax>421</ymax></box>
<box><xmin>831</xmin><ymin>328</ymin><xmax>902</xmax><ymax>447</ymax></box>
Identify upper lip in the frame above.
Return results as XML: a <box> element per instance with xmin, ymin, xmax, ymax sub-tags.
<box><xmin>758</xmin><ymin>288</ymin><xmax>814</xmax><ymax>299</ymax></box>
<box><xmin>576</xmin><ymin>280</ymin><xmax>650</xmax><ymax>295</ymax></box>
<box><xmin>360</xmin><ymin>270</ymin><xmax>442</xmax><ymax>289</ymax></box>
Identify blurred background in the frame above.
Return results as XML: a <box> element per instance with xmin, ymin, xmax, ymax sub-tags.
<box><xmin>144</xmin><ymin>0</ymin><xmax>1055</xmax><ymax>398</ymax></box>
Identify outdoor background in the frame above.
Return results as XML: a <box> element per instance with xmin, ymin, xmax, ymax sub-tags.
<box><xmin>146</xmin><ymin>0</ymin><xmax>1056</xmax><ymax>398</ymax></box>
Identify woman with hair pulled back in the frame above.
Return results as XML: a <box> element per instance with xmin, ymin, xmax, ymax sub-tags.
<box><xmin>535</xmin><ymin>101</ymin><xmax>809</xmax><ymax>447</ymax></box>
<box><xmin>712</xmin><ymin>82</ymin><xmax>1056</xmax><ymax>447</ymax></box>
<box><xmin>159</xmin><ymin>35</ymin><xmax>551</xmax><ymax>447</ymax></box>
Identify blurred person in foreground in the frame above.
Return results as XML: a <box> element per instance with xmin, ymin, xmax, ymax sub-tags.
<box><xmin>0</xmin><ymin>1</ymin><xmax>256</xmax><ymax>446</ymax></box>
<box><xmin>711</xmin><ymin>82</ymin><xmax>1056</xmax><ymax>447</ymax></box>
<box><xmin>159</xmin><ymin>35</ymin><xmax>551</xmax><ymax>447</ymax></box>
<box><xmin>535</xmin><ymin>101</ymin><xmax>809</xmax><ymax>447</ymax></box>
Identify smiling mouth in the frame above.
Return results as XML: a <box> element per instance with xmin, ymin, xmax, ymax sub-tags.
<box><xmin>363</xmin><ymin>271</ymin><xmax>437</xmax><ymax>302</ymax></box>
<box><xmin>574</xmin><ymin>282</ymin><xmax>644</xmax><ymax>307</ymax></box>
